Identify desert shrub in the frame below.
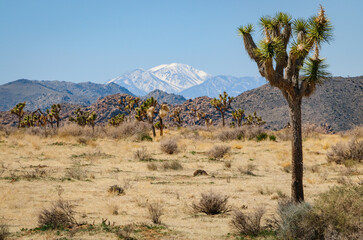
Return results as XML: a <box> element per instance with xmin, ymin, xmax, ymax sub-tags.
<box><xmin>0</xmin><ymin>224</ymin><xmax>9</xmax><ymax>240</ymax></box>
<box><xmin>243</xmin><ymin>126</ymin><xmax>265</xmax><ymax>140</ymax></box>
<box><xmin>313</xmin><ymin>185</ymin><xmax>363</xmax><ymax>239</ymax></box>
<box><xmin>162</xmin><ymin>161</ymin><xmax>183</xmax><ymax>170</ymax></box>
<box><xmin>224</xmin><ymin>160</ymin><xmax>232</xmax><ymax>168</ymax></box>
<box><xmin>217</xmin><ymin>128</ymin><xmax>244</xmax><ymax>141</ymax></box>
<box><xmin>140</xmin><ymin>133</ymin><xmax>152</xmax><ymax>141</ymax></box>
<box><xmin>275</xmin><ymin>200</ymin><xmax>318</xmax><ymax>240</ymax></box>
<box><xmin>108</xmin><ymin>185</ymin><xmax>124</xmax><ymax>195</ymax></box>
<box><xmin>238</xmin><ymin>164</ymin><xmax>257</xmax><ymax>176</ymax></box>
<box><xmin>147</xmin><ymin>202</ymin><xmax>164</xmax><ymax>224</ymax></box>
<box><xmin>193</xmin><ymin>169</ymin><xmax>208</xmax><ymax>176</ymax></box>
<box><xmin>116</xmin><ymin>224</ymin><xmax>135</xmax><ymax>240</ymax></box>
<box><xmin>341</xmin><ymin>125</ymin><xmax>363</xmax><ymax>138</ymax></box>
<box><xmin>65</xmin><ymin>161</ymin><xmax>87</xmax><ymax>180</ymax></box>
<box><xmin>107</xmin><ymin>121</ymin><xmax>150</xmax><ymax>140</ymax></box>
<box><xmin>327</xmin><ymin>139</ymin><xmax>363</xmax><ymax>165</ymax></box>
<box><xmin>275</xmin><ymin>185</ymin><xmax>363</xmax><ymax>240</ymax></box>
<box><xmin>38</xmin><ymin>199</ymin><xmax>77</xmax><ymax>230</ymax></box>
<box><xmin>133</xmin><ymin>147</ymin><xmax>152</xmax><ymax>161</ymax></box>
<box><xmin>276</xmin><ymin>128</ymin><xmax>291</xmax><ymax>141</ymax></box>
<box><xmin>160</xmin><ymin>138</ymin><xmax>178</xmax><ymax>154</ymax></box>
<box><xmin>256</xmin><ymin>133</ymin><xmax>268</xmax><ymax>141</ymax></box>
<box><xmin>231</xmin><ymin>207</ymin><xmax>266</xmax><ymax>236</ymax></box>
<box><xmin>207</xmin><ymin>145</ymin><xmax>231</xmax><ymax>160</ymax></box>
<box><xmin>193</xmin><ymin>191</ymin><xmax>230</xmax><ymax>215</ymax></box>
<box><xmin>58</xmin><ymin>124</ymin><xmax>87</xmax><ymax>137</ymax></box>
<box><xmin>147</xmin><ymin>163</ymin><xmax>158</xmax><ymax>171</ymax></box>
<box><xmin>269</xmin><ymin>135</ymin><xmax>277</xmax><ymax>141</ymax></box>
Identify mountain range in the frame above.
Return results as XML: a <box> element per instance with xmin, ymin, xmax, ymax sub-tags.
<box><xmin>0</xmin><ymin>79</ymin><xmax>133</xmax><ymax>111</ymax></box>
<box><xmin>107</xmin><ymin>63</ymin><xmax>265</xmax><ymax>98</ymax></box>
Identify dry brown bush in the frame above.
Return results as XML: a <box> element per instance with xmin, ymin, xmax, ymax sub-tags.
<box><xmin>38</xmin><ymin>199</ymin><xmax>77</xmax><ymax>229</ymax></box>
<box><xmin>147</xmin><ymin>163</ymin><xmax>158</xmax><ymax>171</ymax></box>
<box><xmin>207</xmin><ymin>145</ymin><xmax>231</xmax><ymax>159</ymax></box>
<box><xmin>162</xmin><ymin>161</ymin><xmax>183</xmax><ymax>170</ymax></box>
<box><xmin>108</xmin><ymin>185</ymin><xmax>124</xmax><ymax>195</ymax></box>
<box><xmin>231</xmin><ymin>207</ymin><xmax>266</xmax><ymax>236</ymax></box>
<box><xmin>0</xmin><ymin>223</ymin><xmax>9</xmax><ymax>240</ymax></box>
<box><xmin>341</xmin><ymin>125</ymin><xmax>363</xmax><ymax>138</ymax></box>
<box><xmin>327</xmin><ymin>139</ymin><xmax>363</xmax><ymax>165</ymax></box>
<box><xmin>193</xmin><ymin>191</ymin><xmax>230</xmax><ymax>215</ymax></box>
<box><xmin>133</xmin><ymin>147</ymin><xmax>152</xmax><ymax>161</ymax></box>
<box><xmin>160</xmin><ymin>138</ymin><xmax>178</xmax><ymax>154</ymax></box>
<box><xmin>65</xmin><ymin>161</ymin><xmax>87</xmax><ymax>180</ymax></box>
<box><xmin>147</xmin><ymin>202</ymin><xmax>164</xmax><ymax>224</ymax></box>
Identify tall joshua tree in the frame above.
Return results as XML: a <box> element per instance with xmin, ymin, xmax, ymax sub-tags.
<box><xmin>238</xmin><ymin>6</ymin><xmax>332</xmax><ymax>202</ymax></box>
<box><xmin>210</xmin><ymin>91</ymin><xmax>234</xmax><ymax>127</ymax></box>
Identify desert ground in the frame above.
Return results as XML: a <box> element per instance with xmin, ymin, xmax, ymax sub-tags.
<box><xmin>0</xmin><ymin>124</ymin><xmax>361</xmax><ymax>240</ymax></box>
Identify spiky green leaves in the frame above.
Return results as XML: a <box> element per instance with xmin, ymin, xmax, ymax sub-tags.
<box><xmin>302</xmin><ymin>57</ymin><xmax>331</xmax><ymax>85</ymax></box>
<box><xmin>255</xmin><ymin>37</ymin><xmax>284</xmax><ymax>62</ymax></box>
<box><xmin>238</xmin><ymin>24</ymin><xmax>254</xmax><ymax>35</ymax></box>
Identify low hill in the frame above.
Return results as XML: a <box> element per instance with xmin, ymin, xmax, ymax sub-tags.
<box><xmin>0</xmin><ymin>79</ymin><xmax>133</xmax><ymax>111</ymax></box>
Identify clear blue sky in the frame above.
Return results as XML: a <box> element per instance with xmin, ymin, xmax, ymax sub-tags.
<box><xmin>0</xmin><ymin>0</ymin><xmax>362</xmax><ymax>84</ymax></box>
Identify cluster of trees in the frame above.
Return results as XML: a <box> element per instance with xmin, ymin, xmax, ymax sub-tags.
<box><xmin>10</xmin><ymin>102</ymin><xmax>61</xmax><ymax>133</ymax></box>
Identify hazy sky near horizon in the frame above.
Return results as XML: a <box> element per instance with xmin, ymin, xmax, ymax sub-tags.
<box><xmin>0</xmin><ymin>0</ymin><xmax>362</xmax><ymax>84</ymax></box>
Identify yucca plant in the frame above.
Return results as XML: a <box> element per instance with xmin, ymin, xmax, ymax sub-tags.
<box><xmin>210</xmin><ymin>91</ymin><xmax>234</xmax><ymax>127</ymax></box>
<box><xmin>135</xmin><ymin>97</ymin><xmax>158</xmax><ymax>137</ymax></box>
<box><xmin>238</xmin><ymin>5</ymin><xmax>333</xmax><ymax>202</ymax></box>
<box><xmin>158</xmin><ymin>104</ymin><xmax>169</xmax><ymax>136</ymax></box>
<box><xmin>10</xmin><ymin>102</ymin><xmax>26</xmax><ymax>128</ymax></box>
<box><xmin>244</xmin><ymin>112</ymin><xmax>265</xmax><ymax>126</ymax></box>
<box><xmin>170</xmin><ymin>107</ymin><xmax>183</xmax><ymax>127</ymax></box>
<box><xmin>108</xmin><ymin>113</ymin><xmax>125</xmax><ymax>126</ymax></box>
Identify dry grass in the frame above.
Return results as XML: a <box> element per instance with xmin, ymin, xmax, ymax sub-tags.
<box><xmin>0</xmin><ymin>125</ymin><xmax>362</xmax><ymax>239</ymax></box>
<box><xmin>231</xmin><ymin>207</ymin><xmax>266</xmax><ymax>236</ymax></box>
<box><xmin>147</xmin><ymin>202</ymin><xmax>164</xmax><ymax>224</ymax></box>
<box><xmin>160</xmin><ymin>138</ymin><xmax>178</xmax><ymax>154</ymax></box>
<box><xmin>192</xmin><ymin>191</ymin><xmax>230</xmax><ymax>215</ymax></box>
<box><xmin>327</xmin><ymin>139</ymin><xmax>363</xmax><ymax>165</ymax></box>
<box><xmin>207</xmin><ymin>145</ymin><xmax>231</xmax><ymax>160</ymax></box>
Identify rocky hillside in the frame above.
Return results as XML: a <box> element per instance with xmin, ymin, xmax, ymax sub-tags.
<box><xmin>143</xmin><ymin>90</ymin><xmax>186</xmax><ymax>105</ymax></box>
<box><xmin>232</xmin><ymin>76</ymin><xmax>363</xmax><ymax>131</ymax></box>
<box><xmin>0</xmin><ymin>79</ymin><xmax>133</xmax><ymax>111</ymax></box>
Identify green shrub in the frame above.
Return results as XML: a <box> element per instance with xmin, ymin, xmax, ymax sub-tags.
<box><xmin>140</xmin><ymin>133</ymin><xmax>153</xmax><ymax>141</ymax></box>
<box><xmin>256</xmin><ymin>133</ymin><xmax>268</xmax><ymax>141</ymax></box>
<box><xmin>269</xmin><ymin>135</ymin><xmax>277</xmax><ymax>141</ymax></box>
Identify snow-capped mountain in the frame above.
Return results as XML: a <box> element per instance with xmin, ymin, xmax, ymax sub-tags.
<box><xmin>107</xmin><ymin>63</ymin><xmax>266</xmax><ymax>98</ymax></box>
<box><xmin>180</xmin><ymin>75</ymin><xmax>266</xmax><ymax>99</ymax></box>
<box><xmin>107</xmin><ymin>63</ymin><xmax>210</xmax><ymax>95</ymax></box>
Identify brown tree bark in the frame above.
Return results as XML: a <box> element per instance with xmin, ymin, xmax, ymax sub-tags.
<box><xmin>160</xmin><ymin>118</ymin><xmax>163</xmax><ymax>136</ymax></box>
<box><xmin>221</xmin><ymin>112</ymin><xmax>225</xmax><ymax>127</ymax></box>
<box><xmin>288</xmin><ymin>99</ymin><xmax>304</xmax><ymax>202</ymax></box>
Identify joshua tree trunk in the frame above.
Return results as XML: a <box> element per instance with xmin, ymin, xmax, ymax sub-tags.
<box><xmin>160</xmin><ymin>118</ymin><xmax>164</xmax><ymax>136</ymax></box>
<box><xmin>18</xmin><ymin>116</ymin><xmax>21</xmax><ymax>128</ymax></box>
<box><xmin>151</xmin><ymin>119</ymin><xmax>156</xmax><ymax>137</ymax></box>
<box><xmin>221</xmin><ymin>112</ymin><xmax>225</xmax><ymax>127</ymax></box>
<box><xmin>56</xmin><ymin>118</ymin><xmax>59</xmax><ymax>129</ymax></box>
<box><xmin>288</xmin><ymin>99</ymin><xmax>304</xmax><ymax>202</ymax></box>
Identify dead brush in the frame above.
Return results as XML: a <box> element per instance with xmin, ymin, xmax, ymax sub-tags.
<box><xmin>65</xmin><ymin>161</ymin><xmax>87</xmax><ymax>180</ymax></box>
<box><xmin>160</xmin><ymin>138</ymin><xmax>178</xmax><ymax>154</ymax></box>
<box><xmin>162</xmin><ymin>161</ymin><xmax>183</xmax><ymax>170</ymax></box>
<box><xmin>193</xmin><ymin>191</ymin><xmax>230</xmax><ymax>215</ymax></box>
<box><xmin>207</xmin><ymin>145</ymin><xmax>231</xmax><ymax>160</ymax></box>
<box><xmin>0</xmin><ymin>223</ymin><xmax>9</xmax><ymax>240</ymax></box>
<box><xmin>38</xmin><ymin>199</ymin><xmax>77</xmax><ymax>230</ymax></box>
<box><xmin>147</xmin><ymin>202</ymin><xmax>164</xmax><ymax>224</ymax></box>
<box><xmin>327</xmin><ymin>139</ymin><xmax>363</xmax><ymax>165</ymax></box>
<box><xmin>116</xmin><ymin>224</ymin><xmax>135</xmax><ymax>240</ymax></box>
<box><xmin>231</xmin><ymin>207</ymin><xmax>266</xmax><ymax>236</ymax></box>
<box><xmin>133</xmin><ymin>146</ymin><xmax>152</xmax><ymax>161</ymax></box>
<box><xmin>147</xmin><ymin>163</ymin><xmax>158</xmax><ymax>171</ymax></box>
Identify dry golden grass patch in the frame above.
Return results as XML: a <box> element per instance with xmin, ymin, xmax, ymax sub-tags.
<box><xmin>0</xmin><ymin>128</ymin><xmax>361</xmax><ymax>239</ymax></box>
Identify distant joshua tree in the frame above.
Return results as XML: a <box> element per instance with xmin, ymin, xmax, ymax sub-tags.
<box><xmin>135</xmin><ymin>97</ymin><xmax>158</xmax><ymax>137</ymax></box>
<box><xmin>231</xmin><ymin>109</ymin><xmax>245</xmax><ymax>127</ymax></box>
<box><xmin>238</xmin><ymin>6</ymin><xmax>332</xmax><ymax>202</ymax></box>
<box><xmin>109</xmin><ymin>113</ymin><xmax>125</xmax><ymax>126</ymax></box>
<box><xmin>244</xmin><ymin>112</ymin><xmax>265</xmax><ymax>126</ymax></box>
<box><xmin>69</xmin><ymin>109</ymin><xmax>97</xmax><ymax>133</ymax></box>
<box><xmin>169</xmin><ymin>107</ymin><xmax>183</xmax><ymax>127</ymax></box>
<box><xmin>11</xmin><ymin>102</ymin><xmax>26</xmax><ymax>128</ymax></box>
<box><xmin>118</xmin><ymin>96</ymin><xmax>140</xmax><ymax>121</ymax></box>
<box><xmin>210</xmin><ymin>92</ymin><xmax>234</xmax><ymax>127</ymax></box>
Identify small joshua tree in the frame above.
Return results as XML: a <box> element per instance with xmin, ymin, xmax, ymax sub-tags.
<box><xmin>50</xmin><ymin>104</ymin><xmax>61</xmax><ymax>128</ymax></box>
<box><xmin>10</xmin><ymin>102</ymin><xmax>26</xmax><ymax>128</ymax></box>
<box><xmin>87</xmin><ymin>111</ymin><xmax>97</xmax><ymax>133</ymax></box>
<box><xmin>244</xmin><ymin>112</ymin><xmax>266</xmax><ymax>126</ymax></box>
<box><xmin>170</xmin><ymin>107</ymin><xmax>183</xmax><ymax>127</ymax></box>
<box><xmin>69</xmin><ymin>108</ymin><xmax>88</xmax><ymax>127</ymax></box>
<box><xmin>238</xmin><ymin>6</ymin><xmax>333</xmax><ymax>202</ymax></box>
<box><xmin>118</xmin><ymin>95</ymin><xmax>140</xmax><ymax>121</ymax></box>
<box><xmin>158</xmin><ymin>104</ymin><xmax>169</xmax><ymax>136</ymax></box>
<box><xmin>232</xmin><ymin>109</ymin><xmax>245</xmax><ymax>127</ymax></box>
<box><xmin>210</xmin><ymin>92</ymin><xmax>234</xmax><ymax>127</ymax></box>
<box><xmin>109</xmin><ymin>113</ymin><xmax>125</xmax><ymax>126</ymax></box>
<box><xmin>135</xmin><ymin>97</ymin><xmax>158</xmax><ymax>137</ymax></box>
<box><xmin>188</xmin><ymin>103</ymin><xmax>199</xmax><ymax>125</ymax></box>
